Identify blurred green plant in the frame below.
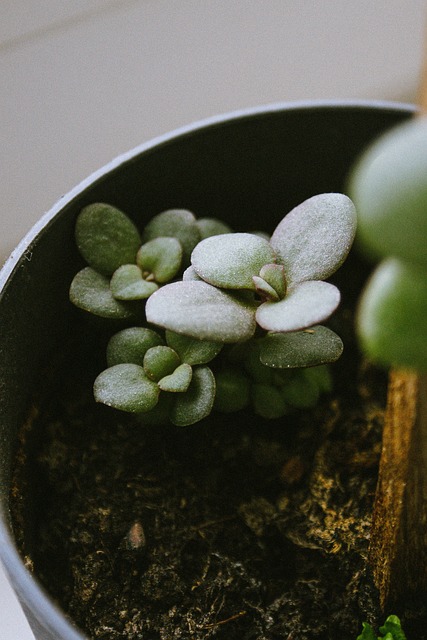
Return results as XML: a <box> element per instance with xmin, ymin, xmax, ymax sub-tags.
<box><xmin>349</xmin><ymin>117</ymin><xmax>427</xmax><ymax>372</ymax></box>
<box><xmin>356</xmin><ymin>615</ymin><xmax>406</xmax><ymax>640</ymax></box>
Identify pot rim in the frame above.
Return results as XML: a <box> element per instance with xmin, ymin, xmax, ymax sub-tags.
<box><xmin>0</xmin><ymin>98</ymin><xmax>416</xmax><ymax>640</ymax></box>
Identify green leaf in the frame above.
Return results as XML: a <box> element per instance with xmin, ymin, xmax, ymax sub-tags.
<box><xmin>252</xmin><ymin>383</ymin><xmax>288</xmax><ymax>419</ymax></box>
<box><xmin>75</xmin><ymin>203</ymin><xmax>141</xmax><ymax>275</ymax></box>
<box><xmin>69</xmin><ymin>267</ymin><xmax>136</xmax><ymax>319</ymax></box>
<box><xmin>136</xmin><ymin>237</ymin><xmax>183</xmax><ymax>283</ymax></box>
<box><xmin>379</xmin><ymin>615</ymin><xmax>406</xmax><ymax>640</ymax></box>
<box><xmin>182</xmin><ymin>265</ymin><xmax>203</xmax><ymax>281</ymax></box>
<box><xmin>259</xmin><ymin>326</ymin><xmax>343</xmax><ymax>368</ymax></box>
<box><xmin>110</xmin><ymin>264</ymin><xmax>158</xmax><ymax>300</ymax></box>
<box><xmin>158</xmin><ymin>363</ymin><xmax>193</xmax><ymax>392</ymax></box>
<box><xmin>270</xmin><ymin>193</ymin><xmax>356</xmax><ymax>285</ymax></box>
<box><xmin>213</xmin><ymin>368</ymin><xmax>251</xmax><ymax>413</ymax></box>
<box><xmin>259</xmin><ymin>263</ymin><xmax>287</xmax><ymax>298</ymax></box>
<box><xmin>165</xmin><ymin>330</ymin><xmax>223</xmax><ymax>365</ymax></box>
<box><xmin>146</xmin><ymin>281</ymin><xmax>257</xmax><ymax>343</ymax></box>
<box><xmin>143</xmin><ymin>346</ymin><xmax>181</xmax><ymax>382</ymax></box>
<box><xmin>143</xmin><ymin>209</ymin><xmax>200</xmax><ymax>263</ymax></box>
<box><xmin>280</xmin><ymin>372</ymin><xmax>320</xmax><ymax>409</ymax></box>
<box><xmin>191</xmin><ymin>233</ymin><xmax>276</xmax><ymax>290</ymax></box>
<box><xmin>357</xmin><ymin>257</ymin><xmax>427</xmax><ymax>371</ymax></box>
<box><xmin>252</xmin><ymin>276</ymin><xmax>281</xmax><ymax>301</ymax></box>
<box><xmin>256</xmin><ymin>281</ymin><xmax>340</xmax><ymax>333</ymax></box>
<box><xmin>356</xmin><ymin>622</ymin><xmax>377</xmax><ymax>640</ymax></box>
<box><xmin>196</xmin><ymin>217</ymin><xmax>232</xmax><ymax>239</ymax></box>
<box><xmin>170</xmin><ymin>366</ymin><xmax>216</xmax><ymax>426</ymax></box>
<box><xmin>349</xmin><ymin>118</ymin><xmax>427</xmax><ymax>268</ymax></box>
<box><xmin>94</xmin><ymin>364</ymin><xmax>159</xmax><ymax>413</ymax></box>
<box><xmin>107</xmin><ymin>327</ymin><xmax>164</xmax><ymax>367</ymax></box>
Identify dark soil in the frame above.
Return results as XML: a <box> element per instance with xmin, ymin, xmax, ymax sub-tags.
<box><xmin>11</xmin><ymin>323</ymin><xmax>391</xmax><ymax>640</ymax></box>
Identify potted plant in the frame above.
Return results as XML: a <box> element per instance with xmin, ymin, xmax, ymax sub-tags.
<box><xmin>0</xmin><ymin>101</ymin><xmax>419</xmax><ymax>640</ymax></box>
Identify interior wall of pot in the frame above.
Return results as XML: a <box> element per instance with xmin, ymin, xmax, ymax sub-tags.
<box><xmin>0</xmin><ymin>104</ymin><xmax>414</xmax><ymax>510</ymax></box>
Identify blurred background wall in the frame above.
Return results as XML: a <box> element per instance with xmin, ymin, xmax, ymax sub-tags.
<box><xmin>0</xmin><ymin>2</ymin><xmax>426</xmax><ymax>638</ymax></box>
<box><xmin>1</xmin><ymin>0</ymin><xmax>426</xmax><ymax>263</ymax></box>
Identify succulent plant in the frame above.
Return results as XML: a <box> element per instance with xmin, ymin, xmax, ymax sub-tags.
<box><xmin>70</xmin><ymin>192</ymin><xmax>356</xmax><ymax>425</ymax></box>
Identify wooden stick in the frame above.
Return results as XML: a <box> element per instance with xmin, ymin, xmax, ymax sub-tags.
<box><xmin>369</xmin><ymin>34</ymin><xmax>427</xmax><ymax>608</ymax></box>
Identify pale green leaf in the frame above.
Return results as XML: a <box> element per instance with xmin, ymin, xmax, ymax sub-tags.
<box><xmin>75</xmin><ymin>203</ymin><xmax>141</xmax><ymax>275</ymax></box>
<box><xmin>357</xmin><ymin>258</ymin><xmax>427</xmax><ymax>371</ymax></box>
<box><xmin>252</xmin><ymin>276</ymin><xmax>281</xmax><ymax>301</ymax></box>
<box><xmin>110</xmin><ymin>264</ymin><xmax>158</xmax><ymax>300</ymax></box>
<box><xmin>349</xmin><ymin>118</ymin><xmax>427</xmax><ymax>268</ymax></box>
<box><xmin>191</xmin><ymin>233</ymin><xmax>276</xmax><ymax>290</ymax></box>
<box><xmin>94</xmin><ymin>363</ymin><xmax>159</xmax><ymax>413</ymax></box>
<box><xmin>259</xmin><ymin>326</ymin><xmax>343</xmax><ymax>368</ymax></box>
<box><xmin>252</xmin><ymin>384</ymin><xmax>288</xmax><ymax>419</ymax></box>
<box><xmin>158</xmin><ymin>363</ymin><xmax>193</xmax><ymax>392</ymax></box>
<box><xmin>165</xmin><ymin>330</ymin><xmax>223</xmax><ymax>364</ymax></box>
<box><xmin>146</xmin><ymin>281</ymin><xmax>257</xmax><ymax>342</ymax></box>
<box><xmin>259</xmin><ymin>263</ymin><xmax>287</xmax><ymax>298</ymax></box>
<box><xmin>107</xmin><ymin>327</ymin><xmax>164</xmax><ymax>367</ymax></box>
<box><xmin>143</xmin><ymin>209</ymin><xmax>200</xmax><ymax>263</ymax></box>
<box><xmin>143</xmin><ymin>346</ymin><xmax>181</xmax><ymax>382</ymax></box>
<box><xmin>256</xmin><ymin>281</ymin><xmax>340</xmax><ymax>332</ymax></box>
<box><xmin>171</xmin><ymin>366</ymin><xmax>216</xmax><ymax>426</ymax></box>
<box><xmin>270</xmin><ymin>193</ymin><xmax>356</xmax><ymax>285</ymax></box>
<box><xmin>136</xmin><ymin>237</ymin><xmax>183</xmax><ymax>283</ymax></box>
<box><xmin>196</xmin><ymin>217</ymin><xmax>232</xmax><ymax>239</ymax></box>
<box><xmin>69</xmin><ymin>267</ymin><xmax>136</xmax><ymax>319</ymax></box>
<box><xmin>213</xmin><ymin>368</ymin><xmax>251</xmax><ymax>413</ymax></box>
<box><xmin>182</xmin><ymin>265</ymin><xmax>203</xmax><ymax>281</ymax></box>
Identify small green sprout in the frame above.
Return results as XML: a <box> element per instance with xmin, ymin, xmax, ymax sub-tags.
<box><xmin>70</xmin><ymin>193</ymin><xmax>356</xmax><ymax>426</ymax></box>
<box><xmin>356</xmin><ymin>615</ymin><xmax>407</xmax><ymax>640</ymax></box>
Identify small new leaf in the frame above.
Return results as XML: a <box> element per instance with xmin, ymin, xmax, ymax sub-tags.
<box><xmin>110</xmin><ymin>264</ymin><xmax>158</xmax><ymax>300</ymax></box>
<box><xmin>158</xmin><ymin>363</ymin><xmax>193</xmax><ymax>393</ymax></box>
<box><xmin>143</xmin><ymin>346</ymin><xmax>181</xmax><ymax>382</ymax></box>
<box><xmin>142</xmin><ymin>209</ymin><xmax>200</xmax><ymax>263</ymax></box>
<box><xmin>136</xmin><ymin>237</ymin><xmax>183</xmax><ymax>283</ymax></box>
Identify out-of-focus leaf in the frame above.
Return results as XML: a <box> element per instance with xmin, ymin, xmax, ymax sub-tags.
<box><xmin>357</xmin><ymin>258</ymin><xmax>427</xmax><ymax>371</ymax></box>
<box><xmin>143</xmin><ymin>209</ymin><xmax>200</xmax><ymax>263</ymax></box>
<box><xmin>165</xmin><ymin>330</ymin><xmax>223</xmax><ymax>364</ymax></box>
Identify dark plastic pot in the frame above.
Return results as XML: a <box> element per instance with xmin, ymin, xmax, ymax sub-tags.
<box><xmin>0</xmin><ymin>100</ymin><xmax>415</xmax><ymax>639</ymax></box>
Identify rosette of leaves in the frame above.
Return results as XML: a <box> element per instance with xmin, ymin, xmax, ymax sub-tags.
<box><xmin>146</xmin><ymin>193</ymin><xmax>357</xmax><ymax>369</ymax></box>
<box><xmin>213</xmin><ymin>340</ymin><xmax>333</xmax><ymax>419</ymax></box>
<box><xmin>93</xmin><ymin>326</ymin><xmax>223</xmax><ymax>426</ymax></box>
<box><xmin>69</xmin><ymin>203</ymin><xmax>231</xmax><ymax>320</ymax></box>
